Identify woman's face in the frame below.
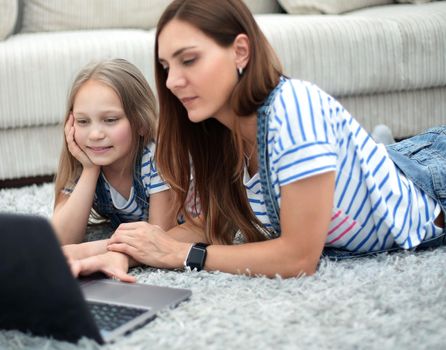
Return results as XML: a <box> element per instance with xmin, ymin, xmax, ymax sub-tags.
<box><xmin>158</xmin><ymin>19</ymin><xmax>239</xmax><ymax>125</ymax></box>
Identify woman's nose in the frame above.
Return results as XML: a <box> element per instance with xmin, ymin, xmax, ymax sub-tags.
<box><xmin>166</xmin><ymin>66</ymin><xmax>186</xmax><ymax>91</ymax></box>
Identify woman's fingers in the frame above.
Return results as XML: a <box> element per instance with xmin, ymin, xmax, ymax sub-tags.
<box><xmin>111</xmin><ymin>227</ymin><xmax>148</xmax><ymax>245</ymax></box>
<box><xmin>115</xmin><ymin>221</ymin><xmax>151</xmax><ymax>231</ymax></box>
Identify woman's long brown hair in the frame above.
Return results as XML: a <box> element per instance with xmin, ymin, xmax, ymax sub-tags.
<box><xmin>155</xmin><ymin>0</ymin><xmax>283</xmax><ymax>244</ymax></box>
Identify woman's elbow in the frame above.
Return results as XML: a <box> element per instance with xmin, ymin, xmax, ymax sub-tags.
<box><xmin>280</xmin><ymin>256</ymin><xmax>320</xmax><ymax>278</ymax></box>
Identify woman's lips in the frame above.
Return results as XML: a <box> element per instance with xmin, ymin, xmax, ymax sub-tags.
<box><xmin>181</xmin><ymin>96</ymin><xmax>198</xmax><ymax>107</ymax></box>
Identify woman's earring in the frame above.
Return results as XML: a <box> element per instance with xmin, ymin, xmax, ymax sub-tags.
<box><xmin>237</xmin><ymin>66</ymin><xmax>244</xmax><ymax>76</ymax></box>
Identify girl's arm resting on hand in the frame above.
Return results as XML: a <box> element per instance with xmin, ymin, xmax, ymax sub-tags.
<box><xmin>147</xmin><ymin>189</ymin><xmax>177</xmax><ymax>231</ymax></box>
<box><xmin>52</xmin><ymin>166</ymin><xmax>100</xmax><ymax>245</ymax></box>
<box><xmin>165</xmin><ymin>216</ymin><xmax>207</xmax><ymax>243</ymax></box>
<box><xmin>63</xmin><ymin>239</ymin><xmax>110</xmax><ymax>261</ymax></box>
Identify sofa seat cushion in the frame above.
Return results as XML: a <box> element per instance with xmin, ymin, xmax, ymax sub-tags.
<box><xmin>256</xmin><ymin>1</ymin><xmax>446</xmax><ymax>97</ymax></box>
<box><xmin>0</xmin><ymin>124</ymin><xmax>62</xmax><ymax>180</ymax></box>
<box><xmin>0</xmin><ymin>29</ymin><xmax>156</xmax><ymax>129</ymax></box>
<box><xmin>339</xmin><ymin>86</ymin><xmax>446</xmax><ymax>138</ymax></box>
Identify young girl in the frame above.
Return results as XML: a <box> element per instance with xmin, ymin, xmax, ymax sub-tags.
<box><xmin>52</xmin><ymin>59</ymin><xmax>176</xmax><ymax>280</ymax></box>
<box><xmin>78</xmin><ymin>0</ymin><xmax>445</xmax><ymax>279</ymax></box>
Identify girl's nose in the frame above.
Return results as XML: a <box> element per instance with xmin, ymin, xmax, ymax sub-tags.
<box><xmin>88</xmin><ymin>126</ymin><xmax>105</xmax><ymax>140</ymax></box>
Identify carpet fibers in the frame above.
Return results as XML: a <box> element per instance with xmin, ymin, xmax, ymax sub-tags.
<box><xmin>0</xmin><ymin>183</ymin><xmax>445</xmax><ymax>350</ymax></box>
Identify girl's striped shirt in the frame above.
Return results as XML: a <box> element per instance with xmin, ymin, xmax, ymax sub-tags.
<box><xmin>244</xmin><ymin>78</ymin><xmax>443</xmax><ymax>252</ymax></box>
<box><xmin>98</xmin><ymin>142</ymin><xmax>168</xmax><ymax>222</ymax></box>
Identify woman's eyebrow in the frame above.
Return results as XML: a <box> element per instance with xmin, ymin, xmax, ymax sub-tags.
<box><xmin>159</xmin><ymin>46</ymin><xmax>197</xmax><ymax>62</ymax></box>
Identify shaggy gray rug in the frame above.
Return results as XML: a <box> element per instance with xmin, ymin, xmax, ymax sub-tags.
<box><xmin>0</xmin><ymin>183</ymin><xmax>445</xmax><ymax>350</ymax></box>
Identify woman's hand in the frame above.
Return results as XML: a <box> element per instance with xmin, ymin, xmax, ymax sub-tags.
<box><xmin>68</xmin><ymin>251</ymin><xmax>136</xmax><ymax>283</ymax></box>
<box><xmin>65</xmin><ymin>113</ymin><xmax>97</xmax><ymax>169</ymax></box>
<box><xmin>107</xmin><ymin>222</ymin><xmax>190</xmax><ymax>269</ymax></box>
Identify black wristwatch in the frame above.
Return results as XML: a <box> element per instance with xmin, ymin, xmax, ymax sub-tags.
<box><xmin>184</xmin><ymin>242</ymin><xmax>209</xmax><ymax>271</ymax></box>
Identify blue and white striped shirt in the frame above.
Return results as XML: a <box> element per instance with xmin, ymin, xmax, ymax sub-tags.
<box><xmin>102</xmin><ymin>142</ymin><xmax>169</xmax><ymax>222</ymax></box>
<box><xmin>245</xmin><ymin>78</ymin><xmax>443</xmax><ymax>252</ymax></box>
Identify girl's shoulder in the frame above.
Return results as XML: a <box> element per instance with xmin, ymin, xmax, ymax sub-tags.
<box><xmin>142</xmin><ymin>141</ymin><xmax>157</xmax><ymax>158</ymax></box>
<box><xmin>140</xmin><ymin>141</ymin><xmax>157</xmax><ymax>169</ymax></box>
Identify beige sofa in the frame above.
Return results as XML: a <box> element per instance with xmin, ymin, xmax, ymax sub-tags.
<box><xmin>0</xmin><ymin>0</ymin><xmax>445</xmax><ymax>182</ymax></box>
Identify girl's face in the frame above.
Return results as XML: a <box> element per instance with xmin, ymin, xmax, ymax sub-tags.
<box><xmin>158</xmin><ymin>19</ymin><xmax>239</xmax><ymax>125</ymax></box>
<box><xmin>72</xmin><ymin>80</ymin><xmax>133</xmax><ymax>172</ymax></box>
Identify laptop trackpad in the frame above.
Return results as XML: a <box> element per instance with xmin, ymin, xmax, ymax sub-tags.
<box><xmin>81</xmin><ymin>279</ymin><xmax>191</xmax><ymax>312</ymax></box>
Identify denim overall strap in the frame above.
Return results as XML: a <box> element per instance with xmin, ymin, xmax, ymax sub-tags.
<box><xmin>257</xmin><ymin>78</ymin><xmax>285</xmax><ymax>239</ymax></box>
<box><xmin>93</xmin><ymin>151</ymin><xmax>149</xmax><ymax>229</ymax></box>
<box><xmin>94</xmin><ymin>174</ymin><xmax>122</xmax><ymax>229</ymax></box>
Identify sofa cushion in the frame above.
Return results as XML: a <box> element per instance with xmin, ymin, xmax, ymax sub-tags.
<box><xmin>0</xmin><ymin>125</ymin><xmax>62</xmax><ymax>179</ymax></box>
<box><xmin>20</xmin><ymin>0</ymin><xmax>169</xmax><ymax>33</ymax></box>
<box><xmin>20</xmin><ymin>0</ymin><xmax>282</xmax><ymax>33</ymax></box>
<box><xmin>0</xmin><ymin>0</ymin><xmax>18</xmax><ymax>40</ymax></box>
<box><xmin>244</xmin><ymin>0</ymin><xmax>283</xmax><ymax>13</ymax></box>
<box><xmin>278</xmin><ymin>0</ymin><xmax>393</xmax><ymax>14</ymax></box>
<box><xmin>256</xmin><ymin>1</ymin><xmax>446</xmax><ymax>96</ymax></box>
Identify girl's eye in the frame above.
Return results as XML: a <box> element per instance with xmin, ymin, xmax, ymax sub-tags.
<box><xmin>105</xmin><ymin>118</ymin><xmax>118</xmax><ymax>123</ymax></box>
<box><xmin>75</xmin><ymin>119</ymin><xmax>88</xmax><ymax>125</ymax></box>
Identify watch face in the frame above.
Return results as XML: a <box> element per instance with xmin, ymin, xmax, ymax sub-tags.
<box><xmin>186</xmin><ymin>244</ymin><xmax>208</xmax><ymax>271</ymax></box>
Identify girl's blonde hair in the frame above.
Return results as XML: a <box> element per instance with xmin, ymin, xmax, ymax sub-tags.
<box><xmin>155</xmin><ymin>0</ymin><xmax>283</xmax><ymax>244</ymax></box>
<box><xmin>54</xmin><ymin>58</ymin><xmax>157</xmax><ymax>206</ymax></box>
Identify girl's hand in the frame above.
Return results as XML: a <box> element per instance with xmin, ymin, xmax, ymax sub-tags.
<box><xmin>68</xmin><ymin>251</ymin><xmax>136</xmax><ymax>283</ymax></box>
<box><xmin>62</xmin><ymin>240</ymin><xmax>109</xmax><ymax>261</ymax></box>
<box><xmin>107</xmin><ymin>222</ymin><xmax>190</xmax><ymax>269</ymax></box>
<box><xmin>63</xmin><ymin>243</ymin><xmax>85</xmax><ymax>261</ymax></box>
<box><xmin>65</xmin><ymin>113</ymin><xmax>97</xmax><ymax>169</ymax></box>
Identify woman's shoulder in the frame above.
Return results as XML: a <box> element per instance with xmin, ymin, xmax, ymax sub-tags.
<box><xmin>275</xmin><ymin>77</ymin><xmax>331</xmax><ymax>102</ymax></box>
<box><xmin>268</xmin><ymin>78</ymin><xmax>342</xmax><ymax>146</ymax></box>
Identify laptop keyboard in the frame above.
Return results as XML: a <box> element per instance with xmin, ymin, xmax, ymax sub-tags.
<box><xmin>87</xmin><ymin>301</ymin><xmax>148</xmax><ymax>331</ymax></box>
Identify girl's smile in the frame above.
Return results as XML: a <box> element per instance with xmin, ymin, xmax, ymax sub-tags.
<box><xmin>86</xmin><ymin>146</ymin><xmax>113</xmax><ymax>154</ymax></box>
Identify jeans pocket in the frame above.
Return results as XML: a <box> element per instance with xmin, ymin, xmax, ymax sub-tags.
<box><xmin>387</xmin><ymin>141</ymin><xmax>431</xmax><ymax>157</ymax></box>
<box><xmin>430</xmin><ymin>163</ymin><xmax>446</xmax><ymax>199</ymax></box>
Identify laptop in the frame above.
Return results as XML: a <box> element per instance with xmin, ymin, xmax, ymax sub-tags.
<box><xmin>0</xmin><ymin>213</ymin><xmax>191</xmax><ymax>344</ymax></box>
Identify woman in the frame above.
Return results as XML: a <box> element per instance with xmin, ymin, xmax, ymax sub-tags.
<box><xmin>76</xmin><ymin>0</ymin><xmax>445</xmax><ymax>279</ymax></box>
